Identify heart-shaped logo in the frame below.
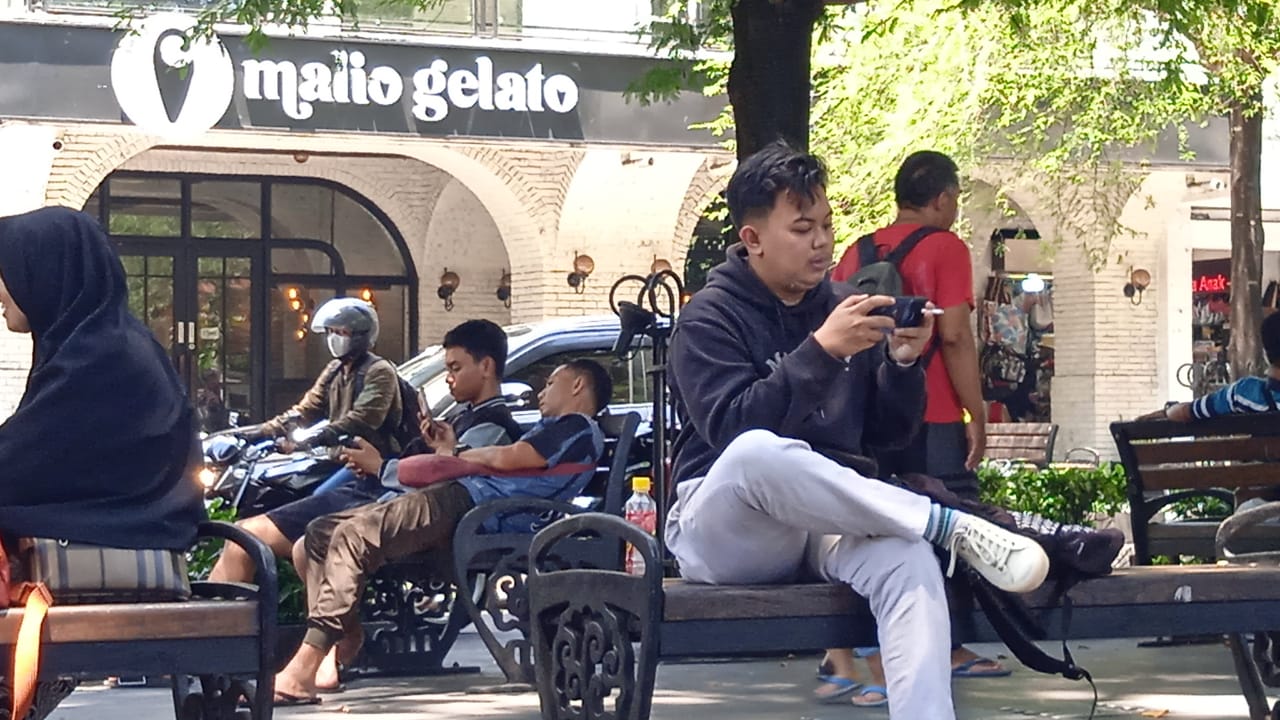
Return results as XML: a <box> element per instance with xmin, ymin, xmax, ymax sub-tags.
<box><xmin>111</xmin><ymin>14</ymin><xmax>235</xmax><ymax>138</ymax></box>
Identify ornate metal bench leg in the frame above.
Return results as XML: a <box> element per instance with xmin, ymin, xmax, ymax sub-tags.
<box><xmin>15</xmin><ymin>678</ymin><xmax>77</xmax><ymax>720</ymax></box>
<box><xmin>1230</xmin><ymin>633</ymin><xmax>1272</xmax><ymax>720</ymax></box>
<box><xmin>528</xmin><ymin>514</ymin><xmax>661</xmax><ymax>720</ymax></box>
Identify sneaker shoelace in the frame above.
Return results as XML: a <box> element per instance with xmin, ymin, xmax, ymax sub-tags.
<box><xmin>945</xmin><ymin>523</ymin><xmax>1017</xmax><ymax>579</ymax></box>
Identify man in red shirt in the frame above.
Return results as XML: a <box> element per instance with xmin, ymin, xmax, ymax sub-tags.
<box><xmin>829</xmin><ymin>150</ymin><xmax>1004</xmax><ymax>686</ymax></box>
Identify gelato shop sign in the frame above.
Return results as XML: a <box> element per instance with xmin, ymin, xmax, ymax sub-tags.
<box><xmin>109</xmin><ymin>13</ymin><xmax>582</xmax><ymax>138</ymax></box>
<box><xmin>242</xmin><ymin>51</ymin><xmax>579</xmax><ymax>122</ymax></box>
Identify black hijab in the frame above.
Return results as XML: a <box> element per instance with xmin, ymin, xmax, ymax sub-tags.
<box><xmin>0</xmin><ymin>207</ymin><xmax>204</xmax><ymax>550</ymax></box>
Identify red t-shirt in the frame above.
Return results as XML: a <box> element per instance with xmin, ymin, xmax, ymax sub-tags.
<box><xmin>830</xmin><ymin>224</ymin><xmax>975</xmax><ymax>423</ymax></box>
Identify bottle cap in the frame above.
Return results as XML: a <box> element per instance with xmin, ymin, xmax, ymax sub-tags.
<box><xmin>632</xmin><ymin>476</ymin><xmax>651</xmax><ymax>493</ymax></box>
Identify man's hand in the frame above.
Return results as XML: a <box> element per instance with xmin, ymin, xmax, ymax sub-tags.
<box><xmin>887</xmin><ymin>301</ymin><xmax>937</xmax><ymax>365</ymax></box>
<box><xmin>340</xmin><ymin>438</ymin><xmax>383</xmax><ymax>477</ymax></box>
<box><xmin>964</xmin><ymin>418</ymin><xmax>987</xmax><ymax>471</ymax></box>
<box><xmin>814</xmin><ymin>294</ymin><xmax>896</xmax><ymax>359</ymax></box>
<box><xmin>425</xmin><ymin>420</ymin><xmax>457</xmax><ymax>455</ymax></box>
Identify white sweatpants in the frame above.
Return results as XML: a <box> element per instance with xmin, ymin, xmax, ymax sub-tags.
<box><xmin>665</xmin><ymin>429</ymin><xmax>955</xmax><ymax>720</ymax></box>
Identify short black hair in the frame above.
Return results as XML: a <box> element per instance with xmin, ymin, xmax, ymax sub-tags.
<box><xmin>443</xmin><ymin>319</ymin><xmax>508</xmax><ymax>377</ymax></box>
<box><xmin>894</xmin><ymin>151</ymin><xmax>960</xmax><ymax>209</ymax></box>
<box><xmin>724</xmin><ymin>140</ymin><xmax>828</xmax><ymax>228</ymax></box>
<box><xmin>1264</xmin><ymin>312</ymin><xmax>1280</xmax><ymax>365</ymax></box>
<box><xmin>564</xmin><ymin>359</ymin><xmax>613</xmax><ymax>415</ymax></box>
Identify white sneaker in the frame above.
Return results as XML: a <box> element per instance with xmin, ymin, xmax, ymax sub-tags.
<box><xmin>945</xmin><ymin>514</ymin><xmax>1050</xmax><ymax>594</ymax></box>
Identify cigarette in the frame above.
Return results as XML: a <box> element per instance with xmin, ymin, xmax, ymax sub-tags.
<box><xmin>924</xmin><ymin>309</ymin><xmax>945</xmax><ymax>315</ymax></box>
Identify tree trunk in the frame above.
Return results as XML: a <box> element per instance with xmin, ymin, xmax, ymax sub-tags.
<box><xmin>727</xmin><ymin>0</ymin><xmax>825</xmax><ymax>159</ymax></box>
<box><xmin>1228</xmin><ymin>93</ymin><xmax>1267</xmax><ymax>380</ymax></box>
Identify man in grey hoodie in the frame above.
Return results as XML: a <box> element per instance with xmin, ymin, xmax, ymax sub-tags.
<box><xmin>665</xmin><ymin>141</ymin><xmax>1050</xmax><ymax>719</ymax></box>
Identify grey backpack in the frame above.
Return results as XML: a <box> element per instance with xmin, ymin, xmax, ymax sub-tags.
<box><xmin>844</xmin><ymin>226</ymin><xmax>942</xmax><ymax>297</ymax></box>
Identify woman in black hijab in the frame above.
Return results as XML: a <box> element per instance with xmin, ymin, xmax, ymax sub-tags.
<box><xmin>0</xmin><ymin>207</ymin><xmax>204</xmax><ymax>550</ymax></box>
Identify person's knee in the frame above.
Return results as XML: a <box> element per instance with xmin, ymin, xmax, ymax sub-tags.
<box><xmin>720</xmin><ymin>428</ymin><xmax>793</xmax><ymax>474</ymax></box>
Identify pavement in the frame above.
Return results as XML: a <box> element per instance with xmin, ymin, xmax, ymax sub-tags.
<box><xmin>44</xmin><ymin>628</ymin><xmax>1274</xmax><ymax>719</ymax></box>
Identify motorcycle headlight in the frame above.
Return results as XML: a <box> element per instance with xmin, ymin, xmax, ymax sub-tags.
<box><xmin>198</xmin><ymin>467</ymin><xmax>219</xmax><ymax>488</ymax></box>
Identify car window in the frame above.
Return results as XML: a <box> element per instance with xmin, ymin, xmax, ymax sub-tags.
<box><xmin>507</xmin><ymin>349</ymin><xmax>652</xmax><ymax>410</ymax></box>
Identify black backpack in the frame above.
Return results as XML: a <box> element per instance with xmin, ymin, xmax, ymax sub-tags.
<box><xmin>844</xmin><ymin>226</ymin><xmax>943</xmax><ymax>297</ymax></box>
<box><xmin>325</xmin><ymin>353</ymin><xmax>421</xmax><ymax>452</ymax></box>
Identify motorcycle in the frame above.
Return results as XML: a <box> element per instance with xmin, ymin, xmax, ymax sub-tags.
<box><xmin>198</xmin><ymin>414</ymin><xmax>358</xmax><ymax>519</ymax></box>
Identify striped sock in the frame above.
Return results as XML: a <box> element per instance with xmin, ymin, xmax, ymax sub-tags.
<box><xmin>923</xmin><ymin>504</ymin><xmax>958</xmax><ymax>546</ymax></box>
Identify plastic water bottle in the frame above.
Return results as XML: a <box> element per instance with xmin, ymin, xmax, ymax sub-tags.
<box><xmin>624</xmin><ymin>476</ymin><xmax>658</xmax><ymax>576</ymax></box>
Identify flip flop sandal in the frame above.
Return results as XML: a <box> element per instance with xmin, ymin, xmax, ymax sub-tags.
<box><xmin>273</xmin><ymin>692</ymin><xmax>322</xmax><ymax>707</ymax></box>
<box><xmin>316</xmin><ymin>683</ymin><xmax>346</xmax><ymax>694</ymax></box>
<box><xmin>850</xmin><ymin>685</ymin><xmax>888</xmax><ymax>708</ymax></box>
<box><xmin>813</xmin><ymin>676</ymin><xmax>861</xmax><ymax>704</ymax></box>
<box><xmin>952</xmin><ymin>657</ymin><xmax>1013</xmax><ymax>678</ymax></box>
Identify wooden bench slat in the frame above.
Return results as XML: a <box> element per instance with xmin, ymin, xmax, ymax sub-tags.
<box><xmin>986</xmin><ymin>423</ymin><xmax>1054</xmax><ymax>436</ymax></box>
<box><xmin>662</xmin><ymin>566</ymin><xmax>1280</xmax><ymax>621</ymax></box>
<box><xmin>985</xmin><ymin>436</ymin><xmax>1052</xmax><ymax>449</ymax></box>
<box><xmin>1133</xmin><ymin>436</ymin><xmax>1280</xmax><ymax>465</ymax></box>
<box><xmin>1140</xmin><ymin>463</ymin><xmax>1280</xmax><ymax>491</ymax></box>
<box><xmin>0</xmin><ymin>601</ymin><xmax>259</xmax><ymax>644</ymax></box>
<box><xmin>985</xmin><ymin>449</ymin><xmax>1049</xmax><ymax>464</ymax></box>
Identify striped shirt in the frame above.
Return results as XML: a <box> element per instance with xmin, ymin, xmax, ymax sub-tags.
<box><xmin>1191</xmin><ymin>376</ymin><xmax>1280</xmax><ymax>419</ymax></box>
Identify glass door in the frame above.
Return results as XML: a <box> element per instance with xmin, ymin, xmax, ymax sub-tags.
<box><xmin>118</xmin><ymin>241</ymin><xmax>265</xmax><ymax>432</ymax></box>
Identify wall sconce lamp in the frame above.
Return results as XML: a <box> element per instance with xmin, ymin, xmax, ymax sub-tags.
<box><xmin>496</xmin><ymin>269</ymin><xmax>512</xmax><ymax>309</ymax></box>
<box><xmin>567</xmin><ymin>253</ymin><xmax>594</xmax><ymax>294</ymax></box>
<box><xmin>1124</xmin><ymin>268</ymin><xmax>1152</xmax><ymax>306</ymax></box>
<box><xmin>650</xmin><ymin>257</ymin><xmax>673</xmax><ymax>274</ymax></box>
<box><xmin>359</xmin><ymin>287</ymin><xmax>375</xmax><ymax>306</ymax></box>
<box><xmin>438</xmin><ymin>269</ymin><xmax>461</xmax><ymax>311</ymax></box>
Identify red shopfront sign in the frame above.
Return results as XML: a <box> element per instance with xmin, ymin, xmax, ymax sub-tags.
<box><xmin>1193</xmin><ymin>273</ymin><xmax>1230</xmax><ymax>293</ymax></box>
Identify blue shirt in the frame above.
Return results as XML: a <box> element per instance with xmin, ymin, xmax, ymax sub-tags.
<box><xmin>457</xmin><ymin>413</ymin><xmax>604</xmax><ymax>532</ymax></box>
<box><xmin>1191</xmin><ymin>376</ymin><xmax>1280</xmax><ymax>419</ymax></box>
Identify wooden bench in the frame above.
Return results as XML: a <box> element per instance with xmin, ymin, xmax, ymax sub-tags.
<box><xmin>2</xmin><ymin>521</ymin><xmax>278</xmax><ymax>720</ymax></box>
<box><xmin>1113</xmin><ymin>412</ymin><xmax>1280</xmax><ymax>564</ymax></box>
<box><xmin>986</xmin><ymin>422</ymin><xmax>1058</xmax><ymax>467</ymax></box>
<box><xmin>528</xmin><ymin>513</ymin><xmax>1280</xmax><ymax>720</ymax></box>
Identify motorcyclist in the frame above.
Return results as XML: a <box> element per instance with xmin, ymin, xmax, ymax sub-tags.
<box><xmin>245</xmin><ymin>297</ymin><xmax>402</xmax><ymax>459</ymax></box>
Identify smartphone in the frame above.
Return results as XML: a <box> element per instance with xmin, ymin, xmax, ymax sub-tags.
<box><xmin>868</xmin><ymin>296</ymin><xmax>938</xmax><ymax>328</ymax></box>
<box><xmin>417</xmin><ymin>387</ymin><xmax>432</xmax><ymax>421</ymax></box>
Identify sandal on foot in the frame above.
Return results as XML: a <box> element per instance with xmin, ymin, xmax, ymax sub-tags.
<box><xmin>273</xmin><ymin>692</ymin><xmax>321</xmax><ymax>707</ymax></box>
<box><xmin>952</xmin><ymin>656</ymin><xmax>1012</xmax><ymax>678</ymax></box>
<box><xmin>850</xmin><ymin>685</ymin><xmax>888</xmax><ymax>708</ymax></box>
<box><xmin>813</xmin><ymin>676</ymin><xmax>861</xmax><ymax>704</ymax></box>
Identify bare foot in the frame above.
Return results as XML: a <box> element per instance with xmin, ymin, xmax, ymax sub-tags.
<box><xmin>314</xmin><ymin>646</ymin><xmax>342</xmax><ymax>691</ymax></box>
<box><xmin>274</xmin><ymin>643</ymin><xmax>326</xmax><ymax>703</ymax></box>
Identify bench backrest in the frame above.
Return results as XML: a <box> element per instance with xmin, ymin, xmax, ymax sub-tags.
<box><xmin>1112</xmin><ymin>412</ymin><xmax>1280</xmax><ymax>494</ymax></box>
<box><xmin>578</xmin><ymin>411</ymin><xmax>643</xmax><ymax>516</ymax></box>
<box><xmin>985</xmin><ymin>422</ymin><xmax>1058</xmax><ymax>466</ymax></box>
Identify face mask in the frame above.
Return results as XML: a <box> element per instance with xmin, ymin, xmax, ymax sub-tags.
<box><xmin>327</xmin><ymin>333</ymin><xmax>352</xmax><ymax>358</ymax></box>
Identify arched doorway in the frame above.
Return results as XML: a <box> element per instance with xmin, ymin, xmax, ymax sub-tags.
<box><xmin>85</xmin><ymin>172</ymin><xmax>417</xmax><ymax>431</ymax></box>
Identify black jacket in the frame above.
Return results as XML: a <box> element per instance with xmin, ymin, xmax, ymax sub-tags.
<box><xmin>669</xmin><ymin>244</ymin><xmax>926</xmax><ymax>485</ymax></box>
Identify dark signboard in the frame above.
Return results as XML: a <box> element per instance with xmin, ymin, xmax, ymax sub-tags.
<box><xmin>0</xmin><ymin>14</ymin><xmax>723</xmax><ymax>146</ymax></box>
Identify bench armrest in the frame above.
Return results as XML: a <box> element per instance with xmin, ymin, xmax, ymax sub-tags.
<box><xmin>1218</xmin><ymin>501</ymin><xmax>1280</xmax><ymax>562</ymax></box>
<box><xmin>191</xmin><ymin>520</ymin><xmax>279</xmax><ymax>671</ymax></box>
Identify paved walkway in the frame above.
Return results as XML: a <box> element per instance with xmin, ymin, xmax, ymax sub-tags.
<box><xmin>45</xmin><ymin>629</ymin><xmax>1270</xmax><ymax>719</ymax></box>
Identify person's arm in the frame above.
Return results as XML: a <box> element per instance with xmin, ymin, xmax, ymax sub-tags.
<box><xmin>672</xmin><ymin>315</ymin><xmax>848</xmax><ymax>450</ymax></box>
<box><xmin>462</xmin><ymin>415</ymin><xmax>596</xmax><ymax>471</ymax></box>
<box><xmin>936</xmin><ymin>305</ymin><xmax>986</xmax><ymax>466</ymax></box>
<box><xmin>329</xmin><ymin>361</ymin><xmax>397</xmax><ymax>438</ymax></box>
<box><xmin>457</xmin><ymin>423</ymin><xmax>514</xmax><ymax>449</ymax></box>
<box><xmin>260</xmin><ymin>365</ymin><xmax>332</xmax><ymax>436</ymax></box>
